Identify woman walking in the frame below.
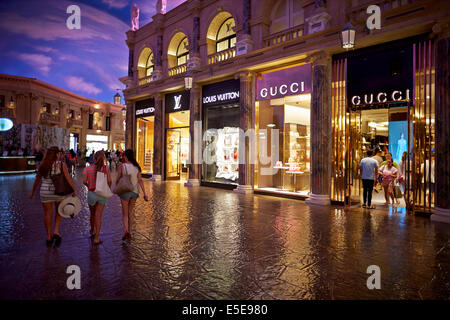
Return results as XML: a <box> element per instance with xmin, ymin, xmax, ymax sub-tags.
<box><xmin>83</xmin><ymin>151</ymin><xmax>111</xmax><ymax>245</ymax></box>
<box><xmin>117</xmin><ymin>149</ymin><xmax>148</xmax><ymax>240</ymax></box>
<box><xmin>29</xmin><ymin>146</ymin><xmax>77</xmax><ymax>246</ymax></box>
<box><xmin>67</xmin><ymin>149</ymin><xmax>77</xmax><ymax>176</ymax></box>
<box><xmin>379</xmin><ymin>159</ymin><xmax>398</xmax><ymax>205</ymax></box>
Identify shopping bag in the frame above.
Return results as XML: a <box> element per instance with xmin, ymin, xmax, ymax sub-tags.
<box><xmin>95</xmin><ymin>171</ymin><xmax>113</xmax><ymax>198</ymax></box>
<box><xmin>113</xmin><ymin>165</ymin><xmax>134</xmax><ymax>195</ymax></box>
<box><xmin>393</xmin><ymin>184</ymin><xmax>402</xmax><ymax>199</ymax></box>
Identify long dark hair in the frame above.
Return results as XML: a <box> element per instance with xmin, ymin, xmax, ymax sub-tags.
<box><xmin>38</xmin><ymin>146</ymin><xmax>60</xmax><ymax>177</ymax></box>
<box><xmin>124</xmin><ymin>149</ymin><xmax>141</xmax><ymax>172</ymax></box>
<box><xmin>94</xmin><ymin>151</ymin><xmax>105</xmax><ymax>172</ymax></box>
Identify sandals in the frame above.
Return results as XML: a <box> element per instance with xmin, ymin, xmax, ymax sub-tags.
<box><xmin>122</xmin><ymin>232</ymin><xmax>131</xmax><ymax>240</ymax></box>
<box><xmin>93</xmin><ymin>239</ymin><xmax>103</xmax><ymax>245</ymax></box>
<box><xmin>53</xmin><ymin>234</ymin><xmax>62</xmax><ymax>245</ymax></box>
<box><xmin>46</xmin><ymin>238</ymin><xmax>53</xmax><ymax>246</ymax></box>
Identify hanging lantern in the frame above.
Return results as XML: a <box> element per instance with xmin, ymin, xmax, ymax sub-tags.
<box><xmin>184</xmin><ymin>72</ymin><xmax>193</xmax><ymax>90</ymax></box>
<box><xmin>340</xmin><ymin>22</ymin><xmax>356</xmax><ymax>49</ymax></box>
<box><xmin>121</xmin><ymin>107</ymin><xmax>127</xmax><ymax>117</ymax></box>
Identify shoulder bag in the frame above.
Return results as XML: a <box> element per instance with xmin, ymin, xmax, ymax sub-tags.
<box><xmin>95</xmin><ymin>166</ymin><xmax>113</xmax><ymax>198</ymax></box>
<box><xmin>113</xmin><ymin>164</ymin><xmax>134</xmax><ymax>195</ymax></box>
<box><xmin>51</xmin><ymin>162</ymin><xmax>74</xmax><ymax>196</ymax></box>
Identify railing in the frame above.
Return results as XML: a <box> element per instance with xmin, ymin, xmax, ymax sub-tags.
<box><xmin>39</xmin><ymin>112</ymin><xmax>60</xmax><ymax>124</ymax></box>
<box><xmin>138</xmin><ymin>75</ymin><xmax>153</xmax><ymax>86</ymax></box>
<box><xmin>67</xmin><ymin>119</ymin><xmax>83</xmax><ymax>128</ymax></box>
<box><xmin>263</xmin><ymin>24</ymin><xmax>304</xmax><ymax>48</ymax></box>
<box><xmin>168</xmin><ymin>64</ymin><xmax>187</xmax><ymax>77</ymax></box>
<box><xmin>208</xmin><ymin>47</ymin><xmax>236</xmax><ymax>65</ymax></box>
<box><xmin>347</xmin><ymin>0</ymin><xmax>420</xmax><ymax>22</ymax></box>
<box><xmin>0</xmin><ymin>108</ymin><xmax>15</xmax><ymax>119</ymax></box>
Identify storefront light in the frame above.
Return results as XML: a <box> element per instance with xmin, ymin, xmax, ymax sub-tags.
<box><xmin>340</xmin><ymin>22</ymin><xmax>356</xmax><ymax>49</ymax></box>
<box><xmin>8</xmin><ymin>96</ymin><xmax>15</xmax><ymax>109</ymax></box>
<box><xmin>121</xmin><ymin>107</ymin><xmax>127</xmax><ymax>117</ymax></box>
<box><xmin>184</xmin><ymin>73</ymin><xmax>193</xmax><ymax>90</ymax></box>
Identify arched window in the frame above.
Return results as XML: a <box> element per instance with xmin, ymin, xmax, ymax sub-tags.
<box><xmin>271</xmin><ymin>0</ymin><xmax>304</xmax><ymax>34</ymax></box>
<box><xmin>137</xmin><ymin>48</ymin><xmax>153</xmax><ymax>79</ymax></box>
<box><xmin>216</xmin><ymin>17</ymin><xmax>236</xmax><ymax>53</ymax></box>
<box><xmin>145</xmin><ymin>52</ymin><xmax>154</xmax><ymax>77</ymax></box>
<box><xmin>176</xmin><ymin>37</ymin><xmax>189</xmax><ymax>66</ymax></box>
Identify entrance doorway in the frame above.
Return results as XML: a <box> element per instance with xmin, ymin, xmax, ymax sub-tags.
<box><xmin>165</xmin><ymin>111</ymin><xmax>189</xmax><ymax>182</ymax></box>
<box><xmin>349</xmin><ymin>105</ymin><xmax>411</xmax><ymax>208</ymax></box>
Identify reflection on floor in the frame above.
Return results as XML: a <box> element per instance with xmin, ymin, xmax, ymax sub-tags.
<box><xmin>256</xmin><ymin>187</ymin><xmax>309</xmax><ymax>197</ymax></box>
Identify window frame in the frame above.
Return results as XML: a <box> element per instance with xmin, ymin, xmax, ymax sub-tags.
<box><xmin>176</xmin><ymin>37</ymin><xmax>189</xmax><ymax>66</ymax></box>
<box><xmin>145</xmin><ymin>53</ymin><xmax>154</xmax><ymax>77</ymax></box>
<box><xmin>215</xmin><ymin>17</ymin><xmax>237</xmax><ymax>53</ymax></box>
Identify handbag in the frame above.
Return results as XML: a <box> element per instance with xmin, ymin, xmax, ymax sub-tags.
<box><xmin>95</xmin><ymin>167</ymin><xmax>113</xmax><ymax>199</ymax></box>
<box><xmin>393</xmin><ymin>182</ymin><xmax>402</xmax><ymax>199</ymax></box>
<box><xmin>113</xmin><ymin>164</ymin><xmax>134</xmax><ymax>195</ymax></box>
<box><xmin>51</xmin><ymin>162</ymin><xmax>74</xmax><ymax>196</ymax></box>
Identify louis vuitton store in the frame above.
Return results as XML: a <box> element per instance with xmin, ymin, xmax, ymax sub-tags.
<box><xmin>135</xmin><ymin>98</ymin><xmax>155</xmax><ymax>175</ymax></box>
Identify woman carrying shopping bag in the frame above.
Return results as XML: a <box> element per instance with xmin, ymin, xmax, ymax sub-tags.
<box><xmin>29</xmin><ymin>146</ymin><xmax>77</xmax><ymax>246</ymax></box>
<box><xmin>114</xmin><ymin>149</ymin><xmax>148</xmax><ymax>240</ymax></box>
<box><xmin>83</xmin><ymin>151</ymin><xmax>112</xmax><ymax>245</ymax></box>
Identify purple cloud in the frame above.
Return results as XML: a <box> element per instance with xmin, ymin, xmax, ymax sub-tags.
<box><xmin>102</xmin><ymin>0</ymin><xmax>129</xmax><ymax>9</ymax></box>
<box><xmin>66</xmin><ymin>76</ymin><xmax>102</xmax><ymax>95</ymax></box>
<box><xmin>17</xmin><ymin>53</ymin><xmax>52</xmax><ymax>75</ymax></box>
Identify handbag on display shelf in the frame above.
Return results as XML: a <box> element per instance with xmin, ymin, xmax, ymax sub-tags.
<box><xmin>113</xmin><ymin>164</ymin><xmax>134</xmax><ymax>195</ymax></box>
<box><xmin>95</xmin><ymin>167</ymin><xmax>113</xmax><ymax>198</ymax></box>
<box><xmin>51</xmin><ymin>162</ymin><xmax>74</xmax><ymax>196</ymax></box>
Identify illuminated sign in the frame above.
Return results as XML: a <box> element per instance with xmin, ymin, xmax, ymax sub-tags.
<box><xmin>135</xmin><ymin>98</ymin><xmax>155</xmax><ymax>118</ymax></box>
<box><xmin>256</xmin><ymin>64</ymin><xmax>311</xmax><ymax>100</ymax></box>
<box><xmin>351</xmin><ymin>89</ymin><xmax>411</xmax><ymax>105</ymax></box>
<box><xmin>165</xmin><ymin>90</ymin><xmax>190</xmax><ymax>113</ymax></box>
<box><xmin>202</xmin><ymin>79</ymin><xmax>240</xmax><ymax>107</ymax></box>
<box><xmin>0</xmin><ymin>118</ymin><xmax>13</xmax><ymax>131</ymax></box>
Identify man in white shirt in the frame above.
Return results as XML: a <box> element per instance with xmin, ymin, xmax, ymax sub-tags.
<box><xmin>360</xmin><ymin>149</ymin><xmax>379</xmax><ymax>209</ymax></box>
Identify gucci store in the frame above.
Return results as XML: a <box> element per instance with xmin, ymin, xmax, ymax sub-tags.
<box><xmin>135</xmin><ymin>98</ymin><xmax>155</xmax><ymax>175</ymax></box>
<box><xmin>165</xmin><ymin>90</ymin><xmax>190</xmax><ymax>181</ymax></box>
<box><xmin>202</xmin><ymin>79</ymin><xmax>240</xmax><ymax>187</ymax></box>
<box><xmin>254</xmin><ymin>64</ymin><xmax>312</xmax><ymax>198</ymax></box>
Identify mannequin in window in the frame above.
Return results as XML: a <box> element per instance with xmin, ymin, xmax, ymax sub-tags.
<box><xmin>396</xmin><ymin>133</ymin><xmax>407</xmax><ymax>164</ymax></box>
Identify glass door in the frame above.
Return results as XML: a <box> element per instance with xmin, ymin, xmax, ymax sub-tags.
<box><xmin>346</xmin><ymin>108</ymin><xmax>362</xmax><ymax>205</ymax></box>
<box><xmin>166</xmin><ymin>129</ymin><xmax>181</xmax><ymax>180</ymax></box>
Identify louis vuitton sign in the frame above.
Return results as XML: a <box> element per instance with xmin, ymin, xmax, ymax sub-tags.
<box><xmin>165</xmin><ymin>90</ymin><xmax>190</xmax><ymax>113</ymax></box>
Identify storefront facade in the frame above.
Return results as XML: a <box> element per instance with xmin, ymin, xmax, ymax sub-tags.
<box><xmin>122</xmin><ymin>0</ymin><xmax>450</xmax><ymax>220</ymax></box>
<box><xmin>135</xmin><ymin>98</ymin><xmax>155</xmax><ymax>175</ymax></box>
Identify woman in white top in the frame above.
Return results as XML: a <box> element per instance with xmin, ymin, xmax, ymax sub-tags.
<box><xmin>116</xmin><ymin>149</ymin><xmax>148</xmax><ymax>240</ymax></box>
<box><xmin>29</xmin><ymin>146</ymin><xmax>77</xmax><ymax>246</ymax></box>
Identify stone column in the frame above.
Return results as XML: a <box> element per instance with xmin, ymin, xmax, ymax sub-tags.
<box><xmin>306</xmin><ymin>52</ymin><xmax>331</xmax><ymax>206</ymax></box>
<box><xmin>431</xmin><ymin>34</ymin><xmax>450</xmax><ymax>223</ymax></box>
<box><xmin>125</xmin><ymin>101</ymin><xmax>134</xmax><ymax>150</ymax></box>
<box><xmin>185</xmin><ymin>85</ymin><xmax>202</xmax><ymax>187</ymax></box>
<box><xmin>151</xmin><ymin>94</ymin><xmax>164</xmax><ymax>182</ymax></box>
<box><xmin>235</xmin><ymin>0</ymin><xmax>254</xmax><ymax>56</ymax></box>
<box><xmin>234</xmin><ymin>71</ymin><xmax>254</xmax><ymax>194</ymax></box>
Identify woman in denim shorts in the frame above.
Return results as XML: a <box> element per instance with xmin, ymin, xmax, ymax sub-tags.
<box><xmin>83</xmin><ymin>151</ymin><xmax>111</xmax><ymax>245</ymax></box>
<box><xmin>117</xmin><ymin>149</ymin><xmax>148</xmax><ymax>240</ymax></box>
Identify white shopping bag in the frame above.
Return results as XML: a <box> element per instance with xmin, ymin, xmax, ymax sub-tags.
<box><xmin>95</xmin><ymin>171</ymin><xmax>113</xmax><ymax>198</ymax></box>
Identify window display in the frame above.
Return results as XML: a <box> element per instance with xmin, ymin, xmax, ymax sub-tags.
<box><xmin>255</xmin><ymin>95</ymin><xmax>311</xmax><ymax>196</ymax></box>
<box><xmin>136</xmin><ymin>116</ymin><xmax>154</xmax><ymax>174</ymax></box>
<box><xmin>165</xmin><ymin>111</ymin><xmax>189</xmax><ymax>181</ymax></box>
<box><xmin>203</xmin><ymin>104</ymin><xmax>240</xmax><ymax>185</ymax></box>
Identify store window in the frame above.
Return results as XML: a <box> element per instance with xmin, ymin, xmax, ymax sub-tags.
<box><xmin>137</xmin><ymin>117</ymin><xmax>154</xmax><ymax>174</ymax></box>
<box><xmin>271</xmin><ymin>0</ymin><xmax>304</xmax><ymax>34</ymax></box>
<box><xmin>177</xmin><ymin>37</ymin><xmax>189</xmax><ymax>66</ymax></box>
<box><xmin>165</xmin><ymin>111</ymin><xmax>190</xmax><ymax>181</ymax></box>
<box><xmin>202</xmin><ymin>79</ymin><xmax>241</xmax><ymax>185</ymax></box>
<box><xmin>255</xmin><ymin>64</ymin><xmax>312</xmax><ymax>196</ymax></box>
<box><xmin>216</xmin><ymin>17</ymin><xmax>236</xmax><ymax>53</ymax></box>
<box><xmin>135</xmin><ymin>98</ymin><xmax>155</xmax><ymax>174</ymax></box>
